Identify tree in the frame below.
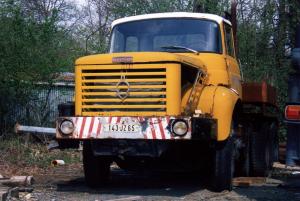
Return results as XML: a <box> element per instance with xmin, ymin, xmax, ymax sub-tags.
<box><xmin>0</xmin><ymin>0</ymin><xmax>84</xmax><ymax>132</ymax></box>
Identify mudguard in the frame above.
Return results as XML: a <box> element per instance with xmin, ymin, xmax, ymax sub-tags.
<box><xmin>197</xmin><ymin>86</ymin><xmax>240</xmax><ymax>141</ymax></box>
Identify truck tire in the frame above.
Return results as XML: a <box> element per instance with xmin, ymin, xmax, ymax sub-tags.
<box><xmin>211</xmin><ymin>137</ymin><xmax>235</xmax><ymax>192</ymax></box>
<box><xmin>235</xmin><ymin>123</ymin><xmax>252</xmax><ymax>177</ymax></box>
<box><xmin>83</xmin><ymin>141</ymin><xmax>111</xmax><ymax>188</ymax></box>
<box><xmin>250</xmin><ymin>123</ymin><xmax>271</xmax><ymax>177</ymax></box>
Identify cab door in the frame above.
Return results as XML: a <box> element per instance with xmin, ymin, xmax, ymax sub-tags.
<box><xmin>223</xmin><ymin>22</ymin><xmax>242</xmax><ymax>95</ymax></box>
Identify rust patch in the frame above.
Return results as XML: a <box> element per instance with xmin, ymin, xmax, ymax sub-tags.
<box><xmin>242</xmin><ymin>81</ymin><xmax>277</xmax><ymax>106</ymax></box>
<box><xmin>112</xmin><ymin>56</ymin><xmax>133</xmax><ymax>63</ymax></box>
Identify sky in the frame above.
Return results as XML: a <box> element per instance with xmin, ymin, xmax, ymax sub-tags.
<box><xmin>73</xmin><ymin>0</ymin><xmax>86</xmax><ymax>6</ymax></box>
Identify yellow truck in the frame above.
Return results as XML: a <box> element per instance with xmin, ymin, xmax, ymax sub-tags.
<box><xmin>56</xmin><ymin>12</ymin><xmax>279</xmax><ymax>191</ymax></box>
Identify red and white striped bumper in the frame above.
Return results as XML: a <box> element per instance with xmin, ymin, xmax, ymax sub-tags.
<box><xmin>56</xmin><ymin>116</ymin><xmax>192</xmax><ymax>140</ymax></box>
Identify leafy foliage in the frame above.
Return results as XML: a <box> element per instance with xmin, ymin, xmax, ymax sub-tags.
<box><xmin>0</xmin><ymin>0</ymin><xmax>84</xmax><ymax>131</ymax></box>
<box><xmin>0</xmin><ymin>136</ymin><xmax>80</xmax><ymax>169</ymax></box>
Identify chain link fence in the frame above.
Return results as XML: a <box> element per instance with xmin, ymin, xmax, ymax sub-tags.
<box><xmin>1</xmin><ymin>83</ymin><xmax>74</xmax><ymax>134</ymax></box>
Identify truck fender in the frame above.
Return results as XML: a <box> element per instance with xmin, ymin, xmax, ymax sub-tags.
<box><xmin>197</xmin><ymin>86</ymin><xmax>240</xmax><ymax>141</ymax></box>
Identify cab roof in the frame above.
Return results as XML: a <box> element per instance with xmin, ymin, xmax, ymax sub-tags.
<box><xmin>111</xmin><ymin>12</ymin><xmax>231</xmax><ymax>28</ymax></box>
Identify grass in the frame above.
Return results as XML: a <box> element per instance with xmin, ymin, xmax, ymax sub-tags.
<box><xmin>0</xmin><ymin>135</ymin><xmax>81</xmax><ymax>170</ymax></box>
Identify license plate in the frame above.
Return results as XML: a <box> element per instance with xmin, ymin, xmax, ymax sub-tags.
<box><xmin>103</xmin><ymin>124</ymin><xmax>141</xmax><ymax>133</ymax></box>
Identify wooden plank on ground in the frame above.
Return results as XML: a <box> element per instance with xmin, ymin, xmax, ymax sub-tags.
<box><xmin>233</xmin><ymin>177</ymin><xmax>266</xmax><ymax>187</ymax></box>
<box><xmin>0</xmin><ymin>186</ymin><xmax>9</xmax><ymax>201</ymax></box>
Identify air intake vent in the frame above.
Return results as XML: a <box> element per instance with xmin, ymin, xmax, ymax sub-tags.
<box><xmin>78</xmin><ymin>65</ymin><xmax>168</xmax><ymax>116</ymax></box>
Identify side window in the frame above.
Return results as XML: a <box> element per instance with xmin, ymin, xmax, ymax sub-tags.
<box><xmin>224</xmin><ymin>24</ymin><xmax>235</xmax><ymax>57</ymax></box>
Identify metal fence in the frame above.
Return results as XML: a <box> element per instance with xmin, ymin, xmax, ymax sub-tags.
<box><xmin>2</xmin><ymin>83</ymin><xmax>74</xmax><ymax>131</ymax></box>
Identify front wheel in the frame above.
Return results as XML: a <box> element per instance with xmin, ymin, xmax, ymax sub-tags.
<box><xmin>211</xmin><ymin>137</ymin><xmax>235</xmax><ymax>192</ymax></box>
<box><xmin>83</xmin><ymin>141</ymin><xmax>111</xmax><ymax>188</ymax></box>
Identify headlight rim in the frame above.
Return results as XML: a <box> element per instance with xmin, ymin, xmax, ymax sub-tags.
<box><xmin>171</xmin><ymin>119</ymin><xmax>188</xmax><ymax>136</ymax></box>
<box><xmin>59</xmin><ymin>119</ymin><xmax>75</xmax><ymax>135</ymax></box>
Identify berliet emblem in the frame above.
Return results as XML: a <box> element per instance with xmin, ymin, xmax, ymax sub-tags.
<box><xmin>116</xmin><ymin>75</ymin><xmax>130</xmax><ymax>100</ymax></box>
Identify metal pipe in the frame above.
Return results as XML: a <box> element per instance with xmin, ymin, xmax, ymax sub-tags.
<box><xmin>15</xmin><ymin>123</ymin><xmax>55</xmax><ymax>135</ymax></box>
<box><xmin>52</xmin><ymin>160</ymin><xmax>65</xmax><ymax>166</ymax></box>
<box><xmin>292</xmin><ymin>25</ymin><xmax>300</xmax><ymax>71</ymax></box>
<box><xmin>231</xmin><ymin>0</ymin><xmax>238</xmax><ymax>57</ymax></box>
<box><xmin>296</xmin><ymin>25</ymin><xmax>300</xmax><ymax>48</ymax></box>
<box><xmin>286</xmin><ymin>24</ymin><xmax>300</xmax><ymax>166</ymax></box>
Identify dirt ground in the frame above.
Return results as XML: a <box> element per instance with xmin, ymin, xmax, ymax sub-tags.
<box><xmin>3</xmin><ymin>162</ymin><xmax>299</xmax><ymax>201</ymax></box>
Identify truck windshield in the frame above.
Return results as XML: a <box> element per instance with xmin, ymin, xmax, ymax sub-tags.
<box><xmin>110</xmin><ymin>18</ymin><xmax>222</xmax><ymax>54</ymax></box>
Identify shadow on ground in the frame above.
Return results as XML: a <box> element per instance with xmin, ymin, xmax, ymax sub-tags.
<box><xmin>56</xmin><ymin>169</ymin><xmax>207</xmax><ymax>197</ymax></box>
<box><xmin>47</xmin><ymin>168</ymin><xmax>299</xmax><ymax>201</ymax></box>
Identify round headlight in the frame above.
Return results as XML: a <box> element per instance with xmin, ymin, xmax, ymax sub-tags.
<box><xmin>172</xmin><ymin>120</ymin><xmax>188</xmax><ymax>136</ymax></box>
<box><xmin>59</xmin><ymin>120</ymin><xmax>74</xmax><ymax>135</ymax></box>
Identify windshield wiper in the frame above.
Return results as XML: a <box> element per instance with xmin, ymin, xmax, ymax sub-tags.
<box><xmin>160</xmin><ymin>46</ymin><xmax>199</xmax><ymax>55</ymax></box>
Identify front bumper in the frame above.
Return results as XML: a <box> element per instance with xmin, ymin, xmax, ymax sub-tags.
<box><xmin>56</xmin><ymin>116</ymin><xmax>217</xmax><ymax>140</ymax></box>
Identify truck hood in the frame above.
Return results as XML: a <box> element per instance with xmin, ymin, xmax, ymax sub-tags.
<box><xmin>75</xmin><ymin>52</ymin><xmax>205</xmax><ymax>70</ymax></box>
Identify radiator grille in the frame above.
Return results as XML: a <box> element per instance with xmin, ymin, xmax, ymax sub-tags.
<box><xmin>79</xmin><ymin>65</ymin><xmax>167</xmax><ymax>116</ymax></box>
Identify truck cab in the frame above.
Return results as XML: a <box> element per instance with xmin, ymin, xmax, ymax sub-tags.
<box><xmin>57</xmin><ymin>12</ymin><xmax>278</xmax><ymax>192</ymax></box>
